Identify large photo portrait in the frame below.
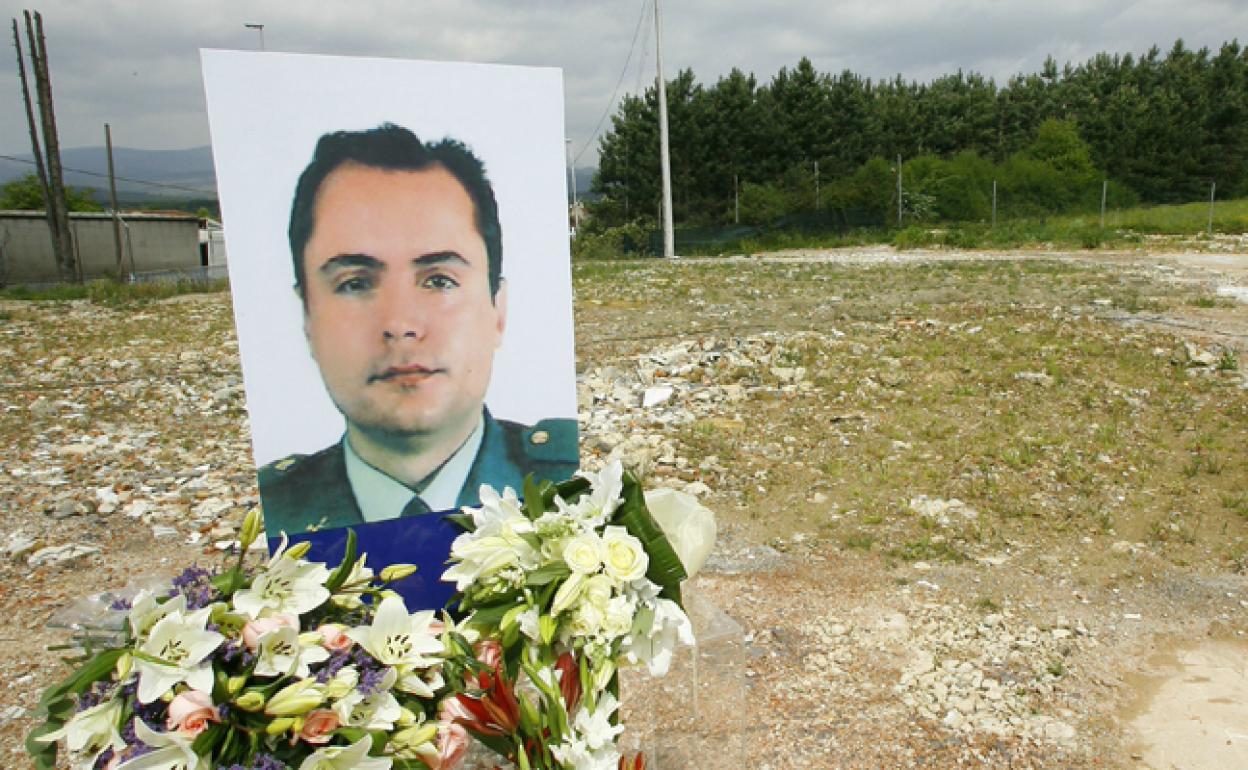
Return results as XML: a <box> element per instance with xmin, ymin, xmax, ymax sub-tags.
<box><xmin>201</xmin><ymin>51</ymin><xmax>579</xmax><ymax>602</ymax></box>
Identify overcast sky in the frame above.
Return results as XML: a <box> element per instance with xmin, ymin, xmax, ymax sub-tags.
<box><xmin>2</xmin><ymin>0</ymin><xmax>1245</xmax><ymax>168</ymax></box>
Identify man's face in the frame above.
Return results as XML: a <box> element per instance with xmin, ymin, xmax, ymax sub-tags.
<box><xmin>301</xmin><ymin>162</ymin><xmax>505</xmax><ymax>446</ymax></box>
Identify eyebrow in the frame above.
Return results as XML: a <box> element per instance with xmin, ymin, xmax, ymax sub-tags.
<box><xmin>317</xmin><ymin>251</ymin><xmax>470</xmax><ymax>275</ymax></box>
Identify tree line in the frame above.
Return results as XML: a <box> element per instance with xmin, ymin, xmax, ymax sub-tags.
<box><xmin>589</xmin><ymin>39</ymin><xmax>1248</xmax><ymax>230</ymax></box>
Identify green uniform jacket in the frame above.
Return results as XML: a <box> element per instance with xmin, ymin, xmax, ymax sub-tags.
<box><xmin>258</xmin><ymin>411</ymin><xmax>578</xmax><ymax>537</ymax></box>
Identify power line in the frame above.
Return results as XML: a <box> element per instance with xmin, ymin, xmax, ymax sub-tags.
<box><xmin>572</xmin><ymin>0</ymin><xmax>652</xmax><ymax>167</ymax></box>
<box><xmin>0</xmin><ymin>153</ymin><xmax>217</xmax><ymax>196</ymax></box>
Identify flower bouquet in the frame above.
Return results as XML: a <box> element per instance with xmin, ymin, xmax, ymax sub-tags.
<box><xmin>27</xmin><ymin>461</ymin><xmax>716</xmax><ymax>770</ymax></box>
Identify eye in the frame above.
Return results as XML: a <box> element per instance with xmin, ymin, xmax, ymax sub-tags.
<box><xmin>333</xmin><ymin>274</ymin><xmax>375</xmax><ymax>294</ymax></box>
<box><xmin>423</xmin><ymin>273</ymin><xmax>460</xmax><ymax>290</ymax></box>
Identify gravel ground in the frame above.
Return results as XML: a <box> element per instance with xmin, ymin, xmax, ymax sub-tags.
<box><xmin>2</xmin><ymin>248</ymin><xmax>1247</xmax><ymax>769</ymax></box>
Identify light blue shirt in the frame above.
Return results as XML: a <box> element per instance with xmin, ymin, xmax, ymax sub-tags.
<box><xmin>343</xmin><ymin>414</ymin><xmax>485</xmax><ymax>522</ymax></box>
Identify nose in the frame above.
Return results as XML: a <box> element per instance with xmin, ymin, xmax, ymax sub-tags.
<box><xmin>378</xmin><ymin>281</ymin><xmax>428</xmax><ymax>341</ymax></box>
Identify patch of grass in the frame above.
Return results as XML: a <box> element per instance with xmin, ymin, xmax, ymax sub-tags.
<box><xmin>974</xmin><ymin>596</ymin><xmax>1002</xmax><ymax>613</ymax></box>
<box><xmin>843</xmin><ymin>533</ymin><xmax>876</xmax><ymax>551</ymax></box>
<box><xmin>1218</xmin><ymin>349</ymin><xmax>1239</xmax><ymax>371</ymax></box>
<box><xmin>1222</xmin><ymin>493</ymin><xmax>1248</xmax><ymax>520</ymax></box>
<box><xmin>0</xmin><ymin>278</ymin><xmax>229</xmax><ymax>306</ymax></box>
<box><xmin>888</xmin><ymin>537</ymin><xmax>967</xmax><ymax>563</ymax></box>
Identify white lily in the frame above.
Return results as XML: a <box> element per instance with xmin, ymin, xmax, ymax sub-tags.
<box><xmin>333</xmin><ymin>668</ymin><xmax>402</xmax><ymax>730</ymax></box>
<box><xmin>345</xmin><ymin>595</ymin><xmax>442</xmax><ymax>668</ymax></box>
<box><xmin>34</xmin><ymin>698</ymin><xmax>125</xmax><ymax>770</ymax></box>
<box><xmin>557</xmin><ymin>461</ymin><xmax>624</xmax><ymax>528</ymax></box>
<box><xmin>128</xmin><ymin>591</ymin><xmax>186</xmax><ymax>641</ymax></box>
<box><xmin>395</xmin><ymin>664</ymin><xmax>444</xmax><ymax>698</ymax></box>
<box><xmin>574</xmin><ymin>691</ymin><xmax>624</xmax><ymax>750</ymax></box>
<box><xmin>233</xmin><ymin>549</ymin><xmax>330</xmax><ymax>619</ymax></box>
<box><xmin>621</xmin><ymin>597</ymin><xmax>694</xmax><ymax>676</ymax></box>
<box><xmin>135</xmin><ymin>607</ymin><xmax>224</xmax><ymax>704</ymax></box>
<box><xmin>115</xmin><ymin>718</ymin><xmax>202</xmax><ymax>770</ymax></box>
<box><xmin>252</xmin><ymin>626</ymin><xmax>330</xmax><ymax>678</ymax></box>
<box><xmin>298</xmin><ymin>735</ymin><xmax>392</xmax><ymax>770</ymax></box>
<box><xmin>443</xmin><ymin>486</ymin><xmax>540</xmax><ymax>591</ymax></box>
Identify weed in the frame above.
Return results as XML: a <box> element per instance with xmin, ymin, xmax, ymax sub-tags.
<box><xmin>974</xmin><ymin>596</ymin><xmax>1002</xmax><ymax>613</ymax></box>
<box><xmin>888</xmin><ymin>537</ymin><xmax>966</xmax><ymax>563</ymax></box>
<box><xmin>1046</xmin><ymin>659</ymin><xmax>1066</xmax><ymax>678</ymax></box>
<box><xmin>1217</xmin><ymin>349</ymin><xmax>1239</xmax><ymax>371</ymax></box>
<box><xmin>844</xmin><ymin>533</ymin><xmax>876</xmax><ymax>551</ymax></box>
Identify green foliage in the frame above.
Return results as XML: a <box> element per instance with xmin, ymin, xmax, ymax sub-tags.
<box><xmin>0</xmin><ymin>173</ymin><xmax>103</xmax><ymax>212</ymax></box>
<box><xmin>592</xmin><ymin>40</ymin><xmax>1248</xmax><ymax>228</ymax></box>
<box><xmin>571</xmin><ymin>222</ymin><xmax>651</xmax><ymax>259</ymax></box>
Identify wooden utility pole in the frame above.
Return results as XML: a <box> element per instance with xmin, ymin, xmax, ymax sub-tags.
<box><xmin>106</xmin><ymin>123</ymin><xmax>124</xmax><ymax>278</ymax></box>
<box><xmin>16</xmin><ymin>10</ymin><xmax>76</xmax><ymax>282</ymax></box>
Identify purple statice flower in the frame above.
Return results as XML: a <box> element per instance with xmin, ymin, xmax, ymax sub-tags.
<box><xmin>315</xmin><ymin>650</ymin><xmax>347</xmax><ymax>683</ymax></box>
<box><xmin>343</xmin><ymin>647</ymin><xmax>389</xmax><ymax>695</ymax></box>
<box><xmin>108</xmin><ymin>596</ymin><xmax>133</xmax><ymax>611</ymax></box>
<box><xmin>170</xmin><ymin>565</ymin><xmax>219</xmax><ymax>609</ymax></box>
<box><xmin>222</xmin><ymin>755</ymin><xmax>289</xmax><ymax>770</ymax></box>
<box><xmin>219</xmin><ymin>640</ymin><xmax>247</xmax><ymax>663</ymax></box>
<box><xmin>76</xmin><ymin>680</ymin><xmax>113</xmax><ymax>712</ymax></box>
<box><xmin>93</xmin><ymin>748</ymin><xmax>114</xmax><ymax>769</ymax></box>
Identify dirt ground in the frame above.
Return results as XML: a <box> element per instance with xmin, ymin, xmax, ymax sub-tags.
<box><xmin>1</xmin><ymin>247</ymin><xmax>1246</xmax><ymax>769</ymax></box>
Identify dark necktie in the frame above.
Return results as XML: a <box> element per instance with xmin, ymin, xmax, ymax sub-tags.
<box><xmin>401</xmin><ymin>496</ymin><xmax>431</xmax><ymax>518</ymax></box>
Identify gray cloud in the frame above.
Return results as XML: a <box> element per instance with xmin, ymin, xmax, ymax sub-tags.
<box><xmin>2</xmin><ymin>0</ymin><xmax>1244</xmax><ymax>169</ymax></box>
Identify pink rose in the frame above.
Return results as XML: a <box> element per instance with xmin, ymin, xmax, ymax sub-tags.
<box><xmin>166</xmin><ymin>690</ymin><xmax>220</xmax><ymax>737</ymax></box>
<box><xmin>434</xmin><ymin>721</ymin><xmax>470</xmax><ymax>770</ymax></box>
<box><xmin>438</xmin><ymin>696</ymin><xmax>475</xmax><ymax>723</ymax></box>
<box><xmin>317</xmin><ymin>624</ymin><xmax>353</xmax><ymax>653</ymax></box>
<box><xmin>296</xmin><ymin>709</ymin><xmax>339</xmax><ymax>745</ymax></box>
<box><xmin>474</xmin><ymin>639</ymin><xmax>503</xmax><ymax>671</ymax></box>
<box><xmin>241</xmin><ymin>613</ymin><xmax>299</xmax><ymax>652</ymax></box>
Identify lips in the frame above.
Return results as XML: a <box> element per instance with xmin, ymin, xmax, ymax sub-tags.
<box><xmin>371</xmin><ymin>363</ymin><xmax>444</xmax><ymax>384</ymax></box>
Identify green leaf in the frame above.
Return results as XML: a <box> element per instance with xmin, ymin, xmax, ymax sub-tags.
<box><xmin>444</xmin><ymin>512</ymin><xmax>475</xmax><ymax>532</ymax></box>
<box><xmin>212</xmin><ymin>568</ymin><xmax>245</xmax><ymax>596</ymax></box>
<box><xmin>524</xmin><ymin>562</ymin><xmax>572</xmax><ymax>587</ymax></box>
<box><xmin>324</xmin><ymin>528</ymin><xmax>360</xmax><ymax>593</ymax></box>
<box><xmin>615</xmin><ymin>471</ymin><xmax>687</xmax><ymax>603</ymax></box>
<box><xmin>191</xmin><ymin>722</ymin><xmax>226</xmax><ymax>755</ymax></box>
<box><xmin>522</xmin><ymin>475</ymin><xmax>554</xmax><ymax>520</ymax></box>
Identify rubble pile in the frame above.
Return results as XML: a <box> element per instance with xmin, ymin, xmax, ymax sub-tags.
<box><xmin>577</xmin><ymin>332</ymin><xmax>827</xmax><ymax>481</ymax></box>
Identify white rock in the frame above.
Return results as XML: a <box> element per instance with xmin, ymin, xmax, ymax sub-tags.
<box><xmin>27</xmin><ymin>543</ymin><xmax>100</xmax><ymax>567</ymax></box>
<box><xmin>151</xmin><ymin>525</ymin><xmax>179</xmax><ymax>539</ymax></box>
<box><xmin>642</xmin><ymin>386</ymin><xmax>674</xmax><ymax>408</ymax></box>
<box><xmin>5</xmin><ymin>534</ymin><xmax>38</xmax><ymax>559</ymax></box>
<box><xmin>1044</xmin><ymin>720</ymin><xmax>1076</xmax><ymax>741</ymax></box>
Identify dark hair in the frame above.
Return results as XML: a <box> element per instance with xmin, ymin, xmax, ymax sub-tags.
<box><xmin>288</xmin><ymin>123</ymin><xmax>502</xmax><ymax>299</ymax></box>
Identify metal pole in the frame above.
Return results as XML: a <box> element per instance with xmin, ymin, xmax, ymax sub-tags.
<box><xmin>734</xmin><ymin>173</ymin><xmax>739</xmax><ymax>225</ymax></box>
<box><xmin>1100</xmin><ymin>180</ymin><xmax>1107</xmax><ymax>228</ymax></box>
<box><xmin>992</xmin><ymin>180</ymin><xmax>997</xmax><ymax>228</ymax></box>
<box><xmin>245</xmin><ymin>23</ymin><xmax>264</xmax><ymax>51</ymax></box>
<box><xmin>654</xmin><ymin>0</ymin><xmax>675</xmax><ymax>258</ymax></box>
<box><xmin>105</xmin><ymin>123</ymin><xmax>124</xmax><ymax>278</ymax></box>
<box><xmin>565</xmin><ymin>138</ymin><xmax>577</xmax><ymax>235</ymax></box>
<box><xmin>896</xmin><ymin>154</ymin><xmax>903</xmax><ymax>227</ymax></box>
<box><xmin>1208</xmin><ymin>181</ymin><xmax>1216</xmax><ymax>236</ymax></box>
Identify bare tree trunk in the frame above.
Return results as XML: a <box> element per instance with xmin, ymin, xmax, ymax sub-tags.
<box><xmin>24</xmin><ymin>10</ymin><xmax>76</xmax><ymax>283</ymax></box>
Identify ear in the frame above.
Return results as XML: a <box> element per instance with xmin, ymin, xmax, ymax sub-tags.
<box><xmin>492</xmin><ymin>278</ymin><xmax>507</xmax><ymax>346</ymax></box>
<box><xmin>296</xmin><ymin>284</ymin><xmax>312</xmax><ymax>345</ymax></box>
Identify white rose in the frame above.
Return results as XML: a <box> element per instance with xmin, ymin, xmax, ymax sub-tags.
<box><xmin>601</xmin><ymin>526</ymin><xmax>648</xmax><ymax>583</ymax></box>
<box><xmin>562</xmin><ymin>532</ymin><xmax>604</xmax><ymax>575</ymax></box>
<box><xmin>643</xmin><ymin>488</ymin><xmax>717</xmax><ymax>577</ymax></box>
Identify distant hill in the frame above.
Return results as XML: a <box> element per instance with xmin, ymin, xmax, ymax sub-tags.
<box><xmin>3</xmin><ymin>145</ymin><xmax>600</xmax><ymax>208</ymax></box>
<box><xmin>0</xmin><ymin>146</ymin><xmax>217</xmax><ymax>203</ymax></box>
